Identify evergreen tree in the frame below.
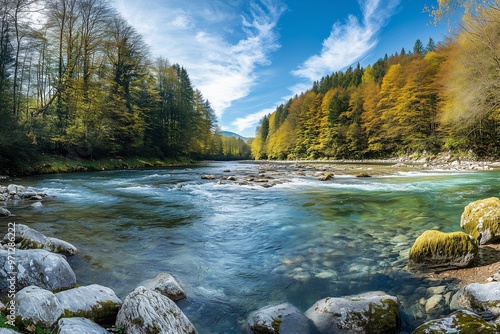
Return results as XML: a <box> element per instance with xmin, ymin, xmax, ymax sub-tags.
<box><xmin>413</xmin><ymin>39</ymin><xmax>425</xmax><ymax>55</ymax></box>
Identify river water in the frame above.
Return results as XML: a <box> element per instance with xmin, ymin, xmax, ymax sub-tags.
<box><xmin>4</xmin><ymin>161</ymin><xmax>499</xmax><ymax>332</ymax></box>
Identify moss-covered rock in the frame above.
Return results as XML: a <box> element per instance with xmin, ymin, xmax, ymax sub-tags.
<box><xmin>55</xmin><ymin>284</ymin><xmax>122</xmax><ymax>323</ymax></box>
<box><xmin>412</xmin><ymin>310</ymin><xmax>499</xmax><ymax>333</ymax></box>
<box><xmin>304</xmin><ymin>291</ymin><xmax>400</xmax><ymax>334</ymax></box>
<box><xmin>408</xmin><ymin>230</ymin><xmax>478</xmax><ymax>270</ymax></box>
<box><xmin>247</xmin><ymin>302</ymin><xmax>317</xmax><ymax>334</ymax></box>
<box><xmin>461</xmin><ymin>197</ymin><xmax>500</xmax><ymax>245</ymax></box>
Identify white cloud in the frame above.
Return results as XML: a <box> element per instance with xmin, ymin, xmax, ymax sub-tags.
<box><xmin>292</xmin><ymin>0</ymin><xmax>400</xmax><ymax>82</ymax></box>
<box><xmin>113</xmin><ymin>0</ymin><xmax>285</xmax><ymax>119</ymax></box>
<box><xmin>231</xmin><ymin>107</ymin><xmax>276</xmax><ymax>134</ymax></box>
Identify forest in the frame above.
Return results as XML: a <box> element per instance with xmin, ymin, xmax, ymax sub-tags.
<box><xmin>0</xmin><ymin>0</ymin><xmax>251</xmax><ymax>173</ymax></box>
<box><xmin>252</xmin><ymin>1</ymin><xmax>499</xmax><ymax>160</ymax></box>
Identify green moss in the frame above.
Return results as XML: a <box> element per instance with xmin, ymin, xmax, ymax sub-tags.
<box><xmin>61</xmin><ymin>300</ymin><xmax>120</xmax><ymax>321</ymax></box>
<box><xmin>360</xmin><ymin>299</ymin><xmax>400</xmax><ymax>333</ymax></box>
<box><xmin>413</xmin><ymin>310</ymin><xmax>499</xmax><ymax>334</ymax></box>
<box><xmin>409</xmin><ymin>230</ymin><xmax>478</xmax><ymax>267</ymax></box>
<box><xmin>271</xmin><ymin>317</ymin><xmax>283</xmax><ymax>333</ymax></box>
<box><xmin>462</xmin><ymin>197</ymin><xmax>500</xmax><ymax>243</ymax></box>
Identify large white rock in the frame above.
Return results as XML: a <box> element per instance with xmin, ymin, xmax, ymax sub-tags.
<box><xmin>0</xmin><ymin>249</ymin><xmax>76</xmax><ymax>293</ymax></box>
<box><xmin>116</xmin><ymin>286</ymin><xmax>197</xmax><ymax>334</ymax></box>
<box><xmin>305</xmin><ymin>291</ymin><xmax>400</xmax><ymax>334</ymax></box>
<box><xmin>450</xmin><ymin>282</ymin><xmax>500</xmax><ymax>317</ymax></box>
<box><xmin>140</xmin><ymin>272</ymin><xmax>186</xmax><ymax>301</ymax></box>
<box><xmin>55</xmin><ymin>284</ymin><xmax>122</xmax><ymax>321</ymax></box>
<box><xmin>57</xmin><ymin>317</ymin><xmax>110</xmax><ymax>334</ymax></box>
<box><xmin>247</xmin><ymin>302</ymin><xmax>317</xmax><ymax>334</ymax></box>
<box><xmin>15</xmin><ymin>285</ymin><xmax>64</xmax><ymax>328</ymax></box>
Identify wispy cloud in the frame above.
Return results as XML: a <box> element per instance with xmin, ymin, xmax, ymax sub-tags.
<box><xmin>231</xmin><ymin>107</ymin><xmax>276</xmax><ymax>134</ymax></box>
<box><xmin>113</xmin><ymin>0</ymin><xmax>285</xmax><ymax>118</ymax></box>
<box><xmin>292</xmin><ymin>0</ymin><xmax>400</xmax><ymax>82</ymax></box>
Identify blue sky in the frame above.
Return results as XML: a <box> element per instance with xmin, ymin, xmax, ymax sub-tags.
<box><xmin>113</xmin><ymin>0</ymin><xmax>450</xmax><ymax>138</ymax></box>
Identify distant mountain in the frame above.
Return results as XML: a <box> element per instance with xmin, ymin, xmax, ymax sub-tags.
<box><xmin>220</xmin><ymin>131</ymin><xmax>247</xmax><ymax>141</ymax></box>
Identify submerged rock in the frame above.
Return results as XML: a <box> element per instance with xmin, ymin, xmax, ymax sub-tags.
<box><xmin>450</xmin><ymin>282</ymin><xmax>500</xmax><ymax>317</ymax></box>
<box><xmin>116</xmin><ymin>286</ymin><xmax>197</xmax><ymax>334</ymax></box>
<box><xmin>0</xmin><ymin>249</ymin><xmax>76</xmax><ymax>293</ymax></box>
<box><xmin>412</xmin><ymin>310</ymin><xmax>499</xmax><ymax>333</ymax></box>
<box><xmin>0</xmin><ymin>207</ymin><xmax>10</xmax><ymax>216</ymax></box>
<box><xmin>55</xmin><ymin>284</ymin><xmax>122</xmax><ymax>322</ymax></box>
<box><xmin>15</xmin><ymin>286</ymin><xmax>64</xmax><ymax>328</ymax></box>
<box><xmin>408</xmin><ymin>230</ymin><xmax>478</xmax><ymax>270</ymax></box>
<box><xmin>247</xmin><ymin>302</ymin><xmax>317</xmax><ymax>334</ymax></box>
<box><xmin>57</xmin><ymin>317</ymin><xmax>110</xmax><ymax>334</ymax></box>
<box><xmin>305</xmin><ymin>291</ymin><xmax>400</xmax><ymax>334</ymax></box>
<box><xmin>140</xmin><ymin>272</ymin><xmax>186</xmax><ymax>301</ymax></box>
<box><xmin>461</xmin><ymin>197</ymin><xmax>500</xmax><ymax>245</ymax></box>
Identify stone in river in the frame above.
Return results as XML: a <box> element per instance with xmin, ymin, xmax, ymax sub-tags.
<box><xmin>116</xmin><ymin>286</ymin><xmax>197</xmax><ymax>334</ymax></box>
<box><xmin>305</xmin><ymin>291</ymin><xmax>400</xmax><ymax>334</ymax></box>
<box><xmin>140</xmin><ymin>272</ymin><xmax>186</xmax><ymax>301</ymax></box>
<box><xmin>247</xmin><ymin>302</ymin><xmax>317</xmax><ymax>334</ymax></box>
<box><xmin>408</xmin><ymin>230</ymin><xmax>477</xmax><ymax>270</ymax></box>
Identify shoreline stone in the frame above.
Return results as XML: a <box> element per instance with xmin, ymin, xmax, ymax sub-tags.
<box><xmin>55</xmin><ymin>284</ymin><xmax>122</xmax><ymax>322</ymax></box>
<box><xmin>461</xmin><ymin>197</ymin><xmax>500</xmax><ymax>245</ymax></box>
<box><xmin>408</xmin><ymin>230</ymin><xmax>478</xmax><ymax>270</ymax></box>
<box><xmin>15</xmin><ymin>286</ymin><xmax>64</xmax><ymax>328</ymax></box>
<box><xmin>0</xmin><ymin>249</ymin><xmax>76</xmax><ymax>293</ymax></box>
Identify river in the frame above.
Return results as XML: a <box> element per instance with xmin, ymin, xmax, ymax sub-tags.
<box><xmin>4</xmin><ymin>161</ymin><xmax>499</xmax><ymax>332</ymax></box>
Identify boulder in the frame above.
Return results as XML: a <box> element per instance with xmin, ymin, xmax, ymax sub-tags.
<box><xmin>7</xmin><ymin>184</ymin><xmax>25</xmax><ymax>195</ymax></box>
<box><xmin>1</xmin><ymin>224</ymin><xmax>78</xmax><ymax>256</ymax></box>
<box><xmin>116</xmin><ymin>286</ymin><xmax>197</xmax><ymax>334</ymax></box>
<box><xmin>0</xmin><ymin>249</ymin><xmax>76</xmax><ymax>293</ymax></box>
<box><xmin>55</xmin><ymin>284</ymin><xmax>122</xmax><ymax>322</ymax></box>
<box><xmin>15</xmin><ymin>285</ymin><xmax>64</xmax><ymax>328</ymax></box>
<box><xmin>57</xmin><ymin>317</ymin><xmax>110</xmax><ymax>334</ymax></box>
<box><xmin>461</xmin><ymin>197</ymin><xmax>500</xmax><ymax>245</ymax></box>
<box><xmin>305</xmin><ymin>291</ymin><xmax>400</xmax><ymax>334</ymax></box>
<box><xmin>413</xmin><ymin>310</ymin><xmax>499</xmax><ymax>333</ymax></box>
<box><xmin>201</xmin><ymin>174</ymin><xmax>217</xmax><ymax>180</ymax></box>
<box><xmin>0</xmin><ymin>207</ymin><xmax>10</xmax><ymax>216</ymax></box>
<box><xmin>450</xmin><ymin>282</ymin><xmax>500</xmax><ymax>317</ymax></box>
<box><xmin>408</xmin><ymin>230</ymin><xmax>478</xmax><ymax>270</ymax></box>
<box><xmin>247</xmin><ymin>302</ymin><xmax>317</xmax><ymax>334</ymax></box>
<box><xmin>140</xmin><ymin>272</ymin><xmax>186</xmax><ymax>301</ymax></box>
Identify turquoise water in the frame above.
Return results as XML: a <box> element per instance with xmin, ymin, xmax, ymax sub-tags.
<box><xmin>4</xmin><ymin>162</ymin><xmax>499</xmax><ymax>332</ymax></box>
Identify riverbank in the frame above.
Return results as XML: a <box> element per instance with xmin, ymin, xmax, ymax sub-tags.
<box><xmin>1</xmin><ymin>155</ymin><xmax>196</xmax><ymax>177</ymax></box>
